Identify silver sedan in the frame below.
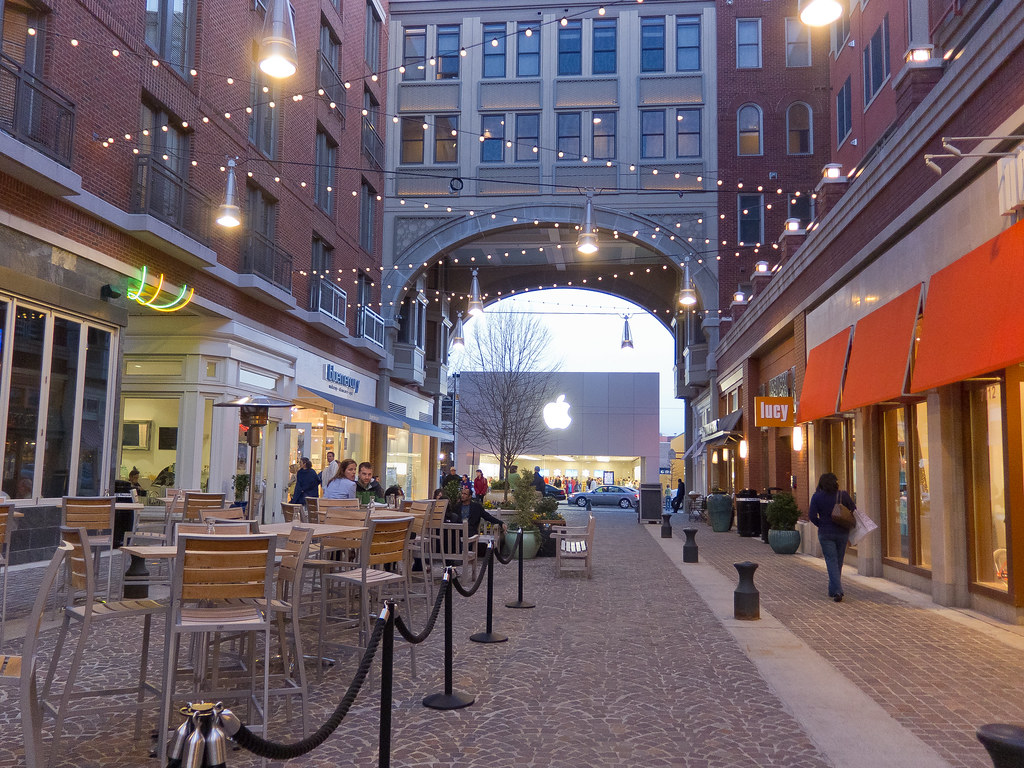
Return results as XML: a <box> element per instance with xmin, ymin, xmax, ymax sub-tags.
<box><xmin>568</xmin><ymin>485</ymin><xmax>639</xmax><ymax>509</ymax></box>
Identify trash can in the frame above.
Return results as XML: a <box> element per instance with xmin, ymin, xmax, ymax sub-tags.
<box><xmin>735</xmin><ymin>490</ymin><xmax>760</xmax><ymax>538</ymax></box>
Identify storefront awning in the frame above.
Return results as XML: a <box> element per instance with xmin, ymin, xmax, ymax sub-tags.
<box><xmin>840</xmin><ymin>285</ymin><xmax>923</xmax><ymax>411</ymax></box>
<box><xmin>400</xmin><ymin>416</ymin><xmax>452</xmax><ymax>440</ymax></box>
<box><xmin>911</xmin><ymin>220</ymin><xmax>1024</xmax><ymax>392</ymax></box>
<box><xmin>682</xmin><ymin>440</ymin><xmax>704</xmax><ymax>460</ymax></box>
<box><xmin>298</xmin><ymin>387</ymin><xmax>405</xmax><ymax>429</ymax></box>
<box><xmin>798</xmin><ymin>328</ymin><xmax>852</xmax><ymax>422</ymax></box>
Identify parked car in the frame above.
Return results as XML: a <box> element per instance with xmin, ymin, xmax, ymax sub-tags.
<box><xmin>543</xmin><ymin>484</ymin><xmax>567</xmax><ymax>501</ymax></box>
<box><xmin>568</xmin><ymin>485</ymin><xmax>639</xmax><ymax>509</ymax></box>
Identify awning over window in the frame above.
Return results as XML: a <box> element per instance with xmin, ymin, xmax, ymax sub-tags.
<box><xmin>682</xmin><ymin>440</ymin><xmax>704</xmax><ymax>460</ymax></box>
<box><xmin>298</xmin><ymin>387</ymin><xmax>405</xmax><ymax>429</ymax></box>
<box><xmin>911</xmin><ymin>220</ymin><xmax>1024</xmax><ymax>392</ymax></box>
<box><xmin>400</xmin><ymin>417</ymin><xmax>452</xmax><ymax>440</ymax></box>
<box><xmin>840</xmin><ymin>285</ymin><xmax>923</xmax><ymax>411</ymax></box>
<box><xmin>798</xmin><ymin>328</ymin><xmax>852</xmax><ymax>422</ymax></box>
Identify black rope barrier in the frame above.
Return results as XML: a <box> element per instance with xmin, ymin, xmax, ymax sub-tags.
<box><xmin>394</xmin><ymin>571</ymin><xmax>449</xmax><ymax>644</ymax></box>
<box><xmin>451</xmin><ymin>547</ymin><xmax>493</xmax><ymax>597</ymax></box>
<box><xmin>379</xmin><ymin>602</ymin><xmax>395</xmax><ymax>768</ymax></box>
<box><xmin>505</xmin><ymin>528</ymin><xmax>536</xmax><ymax>609</ymax></box>
<box><xmin>470</xmin><ymin>541</ymin><xmax>508</xmax><ymax>644</ymax></box>
<box><xmin>211</xmin><ymin>608</ymin><xmax>389</xmax><ymax>762</ymax></box>
<box><xmin>422</xmin><ymin>569</ymin><xmax>475</xmax><ymax>710</ymax></box>
<box><xmin>493</xmin><ymin>527</ymin><xmax>521</xmax><ymax>565</ymax></box>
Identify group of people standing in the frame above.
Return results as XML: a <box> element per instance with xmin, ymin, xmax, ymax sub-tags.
<box><xmin>289</xmin><ymin>450</ymin><xmax>390</xmax><ymax>504</ymax></box>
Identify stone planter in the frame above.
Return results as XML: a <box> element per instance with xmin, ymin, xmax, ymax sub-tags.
<box><xmin>504</xmin><ymin>529</ymin><xmax>540</xmax><ymax>559</ymax></box>
<box><xmin>768</xmin><ymin>528</ymin><xmax>801</xmax><ymax>554</ymax></box>
<box><xmin>706</xmin><ymin>493</ymin><xmax>734</xmax><ymax>532</ymax></box>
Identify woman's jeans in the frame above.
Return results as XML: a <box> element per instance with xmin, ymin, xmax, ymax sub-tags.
<box><xmin>818</xmin><ymin>531</ymin><xmax>850</xmax><ymax>596</ymax></box>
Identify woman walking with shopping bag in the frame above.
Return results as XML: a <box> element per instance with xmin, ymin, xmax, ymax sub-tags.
<box><xmin>808</xmin><ymin>472</ymin><xmax>856</xmax><ymax>602</ymax></box>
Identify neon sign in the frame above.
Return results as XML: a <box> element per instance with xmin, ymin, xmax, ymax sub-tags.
<box><xmin>127</xmin><ymin>266</ymin><xmax>195</xmax><ymax>312</ymax></box>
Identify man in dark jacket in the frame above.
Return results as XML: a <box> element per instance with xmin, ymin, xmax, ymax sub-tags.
<box><xmin>356</xmin><ymin>461</ymin><xmax>386</xmax><ymax>501</ymax></box>
<box><xmin>532</xmin><ymin>465</ymin><xmax>546</xmax><ymax>495</ymax></box>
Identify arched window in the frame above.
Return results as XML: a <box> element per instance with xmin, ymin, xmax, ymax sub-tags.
<box><xmin>787</xmin><ymin>102</ymin><xmax>812</xmax><ymax>155</ymax></box>
<box><xmin>737</xmin><ymin>104</ymin><xmax>762</xmax><ymax>156</ymax></box>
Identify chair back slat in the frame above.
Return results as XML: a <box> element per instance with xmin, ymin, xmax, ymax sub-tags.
<box><xmin>62</xmin><ymin>497</ymin><xmax>115</xmax><ymax>531</ymax></box>
<box><xmin>177</xmin><ymin>534</ymin><xmax>274</xmax><ymax>601</ymax></box>
<box><xmin>318</xmin><ymin>498</ymin><xmax>361</xmax><ymax>511</ymax></box>
<box><xmin>365</xmin><ymin>517</ymin><xmax>414</xmax><ymax>567</ymax></box>
<box><xmin>199</xmin><ymin>506</ymin><xmax>245</xmax><ymax>522</ymax></box>
<box><xmin>59</xmin><ymin>527</ymin><xmax>93</xmax><ymax>596</ymax></box>
<box><xmin>280</xmin><ymin>503</ymin><xmax>303</xmax><ymax>523</ymax></box>
<box><xmin>182</xmin><ymin>492</ymin><xmax>226</xmax><ymax>521</ymax></box>
<box><xmin>0</xmin><ymin>502</ymin><xmax>12</xmax><ymax>549</ymax></box>
<box><xmin>175</xmin><ymin>521</ymin><xmax>255</xmax><ymax>541</ymax></box>
<box><xmin>278</xmin><ymin>526</ymin><xmax>314</xmax><ymax>599</ymax></box>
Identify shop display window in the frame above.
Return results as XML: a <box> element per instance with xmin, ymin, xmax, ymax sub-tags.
<box><xmin>120</xmin><ymin>396</ymin><xmax>180</xmax><ymax>497</ymax></box>
<box><xmin>387</xmin><ymin>428</ymin><xmax>428</xmax><ymax>499</ymax></box>
<box><xmin>881</xmin><ymin>402</ymin><xmax>931</xmax><ymax>569</ymax></box>
<box><xmin>964</xmin><ymin>378</ymin><xmax>1009</xmax><ymax>592</ymax></box>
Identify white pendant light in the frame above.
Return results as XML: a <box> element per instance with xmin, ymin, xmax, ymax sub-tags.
<box><xmin>259</xmin><ymin>0</ymin><xmax>298</xmax><ymax>78</ymax></box>
<box><xmin>576</xmin><ymin>191</ymin><xmax>598</xmax><ymax>255</ymax></box>
<box><xmin>620</xmin><ymin>315</ymin><xmax>634</xmax><ymax>349</ymax></box>
<box><xmin>467</xmin><ymin>269</ymin><xmax>484</xmax><ymax>316</ymax></box>
<box><xmin>798</xmin><ymin>0</ymin><xmax>843</xmax><ymax>26</ymax></box>
<box><xmin>678</xmin><ymin>261</ymin><xmax>697</xmax><ymax>306</ymax></box>
<box><xmin>452</xmin><ymin>311</ymin><xmax>465</xmax><ymax>347</ymax></box>
<box><xmin>215</xmin><ymin>158</ymin><xmax>241</xmax><ymax>228</ymax></box>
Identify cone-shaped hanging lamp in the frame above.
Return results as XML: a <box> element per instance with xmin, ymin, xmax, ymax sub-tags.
<box><xmin>259</xmin><ymin>0</ymin><xmax>298</xmax><ymax>78</ymax></box>
<box><xmin>467</xmin><ymin>269</ymin><xmax>484</xmax><ymax>316</ymax></box>
<box><xmin>215</xmin><ymin>159</ymin><xmax>241</xmax><ymax>228</ymax></box>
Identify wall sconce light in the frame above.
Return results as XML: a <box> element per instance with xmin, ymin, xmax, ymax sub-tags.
<box><xmin>711</xmin><ymin>451</ymin><xmax>719</xmax><ymax>465</ymax></box>
<box><xmin>754</xmin><ymin>261</ymin><xmax>770</xmax><ymax>273</ymax></box>
<box><xmin>733</xmin><ymin>289</ymin><xmax>747</xmax><ymax>304</ymax></box>
<box><xmin>792</xmin><ymin>424</ymin><xmax>804</xmax><ymax>452</ymax></box>
<box><xmin>799</xmin><ymin>0</ymin><xmax>843</xmax><ymax>26</ymax></box>
<box><xmin>258</xmin><ymin>0</ymin><xmax>298</xmax><ymax>78</ymax></box>
<box><xmin>785</xmin><ymin>218</ymin><xmax>802</xmax><ymax>232</ymax></box>
<box><xmin>467</xmin><ymin>269</ymin><xmax>484</xmax><ymax>316</ymax></box>
<box><xmin>722</xmin><ymin>448</ymin><xmax>730</xmax><ymax>460</ymax></box>
<box><xmin>822</xmin><ymin>163</ymin><xmax>844</xmax><ymax>180</ymax></box>
<box><xmin>739</xmin><ymin>439</ymin><xmax>748</xmax><ymax>459</ymax></box>
<box><xmin>906</xmin><ymin>45</ymin><xmax>933</xmax><ymax>63</ymax></box>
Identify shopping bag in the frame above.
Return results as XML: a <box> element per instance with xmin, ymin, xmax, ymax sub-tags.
<box><xmin>849</xmin><ymin>507</ymin><xmax>878</xmax><ymax>546</ymax></box>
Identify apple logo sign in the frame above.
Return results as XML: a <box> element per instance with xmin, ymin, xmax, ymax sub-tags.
<box><xmin>543</xmin><ymin>394</ymin><xmax>572</xmax><ymax>430</ymax></box>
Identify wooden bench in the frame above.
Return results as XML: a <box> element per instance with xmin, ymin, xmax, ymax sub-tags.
<box><xmin>551</xmin><ymin>515</ymin><xmax>595</xmax><ymax>578</ymax></box>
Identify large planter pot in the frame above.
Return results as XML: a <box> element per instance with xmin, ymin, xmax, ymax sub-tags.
<box><xmin>505</xmin><ymin>529</ymin><xmax>541</xmax><ymax>560</ymax></box>
<box><xmin>706</xmin><ymin>493</ymin><xmax>734</xmax><ymax>532</ymax></box>
<box><xmin>768</xmin><ymin>528</ymin><xmax>801</xmax><ymax>554</ymax></box>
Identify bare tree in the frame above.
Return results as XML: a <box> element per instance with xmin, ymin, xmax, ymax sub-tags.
<box><xmin>455</xmin><ymin>311</ymin><xmax>561</xmax><ymax>490</ymax></box>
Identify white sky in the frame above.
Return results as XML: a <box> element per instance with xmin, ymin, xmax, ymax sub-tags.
<box><xmin>449</xmin><ymin>288</ymin><xmax>685</xmax><ymax>436</ymax></box>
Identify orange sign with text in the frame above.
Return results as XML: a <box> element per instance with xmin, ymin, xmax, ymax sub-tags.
<box><xmin>754</xmin><ymin>396</ymin><xmax>796</xmax><ymax>427</ymax></box>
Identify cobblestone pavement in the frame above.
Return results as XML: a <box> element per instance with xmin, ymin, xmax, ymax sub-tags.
<box><xmin>0</xmin><ymin>508</ymin><xmax>1020</xmax><ymax>767</ymax></box>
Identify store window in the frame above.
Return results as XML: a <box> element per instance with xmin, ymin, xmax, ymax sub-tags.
<box><xmin>964</xmin><ymin>377</ymin><xmax>1009</xmax><ymax>592</ymax></box>
<box><xmin>387</xmin><ymin>428</ymin><xmax>429</xmax><ymax>499</ymax></box>
<box><xmin>1</xmin><ymin>300</ymin><xmax>116</xmax><ymax>501</ymax></box>
<box><xmin>824</xmin><ymin>418</ymin><xmax>856</xmax><ymax>507</ymax></box>
<box><xmin>120</xmin><ymin>396</ymin><xmax>180</xmax><ymax>499</ymax></box>
<box><xmin>881</xmin><ymin>403</ymin><xmax>932</xmax><ymax>569</ymax></box>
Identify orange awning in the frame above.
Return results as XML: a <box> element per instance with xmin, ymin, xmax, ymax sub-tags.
<box><xmin>798</xmin><ymin>327</ymin><xmax>852</xmax><ymax>422</ymax></box>
<box><xmin>840</xmin><ymin>285</ymin><xmax>923</xmax><ymax>411</ymax></box>
<box><xmin>911</xmin><ymin>220</ymin><xmax>1024</xmax><ymax>392</ymax></box>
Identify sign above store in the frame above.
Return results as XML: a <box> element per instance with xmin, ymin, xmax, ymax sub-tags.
<box><xmin>324</xmin><ymin>363</ymin><xmax>361</xmax><ymax>396</ymax></box>
<box><xmin>754</xmin><ymin>396</ymin><xmax>796</xmax><ymax>427</ymax></box>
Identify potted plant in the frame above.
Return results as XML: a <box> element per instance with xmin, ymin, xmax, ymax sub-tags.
<box><xmin>232</xmin><ymin>473</ymin><xmax>250</xmax><ymax>503</ymax></box>
<box><xmin>706</xmin><ymin>487</ymin><xmax>734</xmax><ymax>532</ymax></box>
<box><xmin>503</xmin><ymin>468</ymin><xmax>543</xmax><ymax>559</ymax></box>
<box><xmin>532</xmin><ymin>496</ymin><xmax>565</xmax><ymax>558</ymax></box>
<box><xmin>765</xmin><ymin>492</ymin><xmax>802</xmax><ymax>554</ymax></box>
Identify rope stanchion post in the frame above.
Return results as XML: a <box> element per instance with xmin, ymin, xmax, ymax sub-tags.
<box><xmin>422</xmin><ymin>569</ymin><xmax>475</xmax><ymax>710</ymax></box>
<box><xmin>470</xmin><ymin>543</ymin><xmax>508</xmax><ymax>643</ymax></box>
<box><xmin>379</xmin><ymin>603</ymin><xmax>395</xmax><ymax>768</ymax></box>
<box><xmin>505</xmin><ymin>528</ymin><xmax>535</xmax><ymax>609</ymax></box>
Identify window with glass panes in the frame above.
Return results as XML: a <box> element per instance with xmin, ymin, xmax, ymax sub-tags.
<box><xmin>145</xmin><ymin>0</ymin><xmax>193</xmax><ymax>73</ymax></box>
<box><xmin>138</xmin><ymin>101</ymin><xmax>189</xmax><ymax>222</ymax></box>
<box><xmin>556</xmin><ymin>112</ymin><xmax>581</xmax><ymax>160</ymax></box>
<box><xmin>249</xmin><ymin>64</ymin><xmax>278</xmax><ymax>158</ymax></box>
<box><xmin>403</xmin><ymin>27</ymin><xmax>426</xmax><ymax>80</ymax></box>
<box><xmin>737</xmin><ymin>104</ymin><xmax>761</xmax><ymax>155</ymax></box>
<box><xmin>558</xmin><ymin>20</ymin><xmax>582</xmax><ymax>75</ymax></box>
<box><xmin>676</xmin><ymin>108</ymin><xmax>700</xmax><ymax>157</ymax></box>
<box><xmin>400</xmin><ymin>116</ymin><xmax>424</xmax><ymax>164</ymax></box>
<box><xmin>360</xmin><ymin>180</ymin><xmax>376</xmax><ymax>253</ymax></box>
<box><xmin>882</xmin><ymin>402</ymin><xmax>932</xmax><ymax>569</ymax></box>
<box><xmin>785</xmin><ymin>17</ymin><xmax>811</xmax><ymax>66</ymax></box>
<box><xmin>592</xmin><ymin>19</ymin><xmax>616</xmax><ymax>74</ymax></box>
<box><xmin>314</xmin><ymin>129</ymin><xmax>336</xmax><ymax>212</ymax></box>
<box><xmin>863</xmin><ymin>15</ymin><xmax>890</xmax><ymax>104</ymax></box>
<box><xmin>836</xmin><ymin>76</ymin><xmax>852</xmax><ymax>143</ymax></box>
<box><xmin>787</xmin><ymin>102</ymin><xmax>812</xmax><ymax>154</ymax></box>
<box><xmin>481</xmin><ymin>114</ymin><xmax>504</xmax><ymax>162</ymax></box>
<box><xmin>436</xmin><ymin>25</ymin><xmax>460</xmax><ymax>80</ymax></box>
<box><xmin>736</xmin><ymin>18</ymin><xmax>761</xmax><ymax>68</ymax></box>
<box><xmin>789</xmin><ymin>195</ymin><xmax>812</xmax><ymax>227</ymax></box>
<box><xmin>640</xmin><ymin>18</ymin><xmax>665</xmax><ymax>72</ymax></box>
<box><xmin>676</xmin><ymin>16</ymin><xmax>700</xmax><ymax>71</ymax></box>
<box><xmin>364</xmin><ymin>1</ymin><xmax>382</xmax><ymax>69</ymax></box>
<box><xmin>592</xmin><ymin>112</ymin><xmax>616</xmax><ymax>159</ymax></box>
<box><xmin>737</xmin><ymin>194</ymin><xmax>763</xmax><ymax>245</ymax></box>
<box><xmin>434</xmin><ymin>115</ymin><xmax>458</xmax><ymax>163</ymax></box>
<box><xmin>640</xmin><ymin>110</ymin><xmax>665</xmax><ymax>159</ymax></box>
<box><xmin>483</xmin><ymin>23</ymin><xmax>506</xmax><ymax>78</ymax></box>
<box><xmin>515</xmin><ymin>113</ymin><xmax>539</xmax><ymax>161</ymax></box>
<box><xmin>517</xmin><ymin>23</ymin><xmax>539</xmax><ymax>77</ymax></box>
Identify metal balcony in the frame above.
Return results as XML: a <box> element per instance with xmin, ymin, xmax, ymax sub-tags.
<box><xmin>0</xmin><ymin>53</ymin><xmax>75</xmax><ymax>166</ymax></box>
<box><xmin>243</xmin><ymin>232</ymin><xmax>293</xmax><ymax>292</ymax></box>
<box><xmin>356</xmin><ymin>305</ymin><xmax>385</xmax><ymax>348</ymax></box>
<box><xmin>362</xmin><ymin>116</ymin><xmax>383</xmax><ymax>170</ymax></box>
<box><xmin>309</xmin><ymin>277</ymin><xmax>347</xmax><ymax>326</ymax></box>
<box><xmin>131</xmin><ymin>155</ymin><xmax>211</xmax><ymax>244</ymax></box>
<box><xmin>317</xmin><ymin>51</ymin><xmax>347</xmax><ymax>119</ymax></box>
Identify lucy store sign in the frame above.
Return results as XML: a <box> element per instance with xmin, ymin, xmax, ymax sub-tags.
<box><xmin>324</xmin><ymin>364</ymin><xmax>361</xmax><ymax>396</ymax></box>
<box><xmin>754</xmin><ymin>396</ymin><xmax>796</xmax><ymax>427</ymax></box>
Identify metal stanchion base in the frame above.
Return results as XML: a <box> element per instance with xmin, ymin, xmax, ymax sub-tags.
<box><xmin>422</xmin><ymin>691</ymin><xmax>475</xmax><ymax>710</ymax></box>
<box><xmin>505</xmin><ymin>600</ymin><xmax>535</xmax><ymax>609</ymax></box>
<box><xmin>469</xmin><ymin>631</ymin><xmax>508</xmax><ymax>643</ymax></box>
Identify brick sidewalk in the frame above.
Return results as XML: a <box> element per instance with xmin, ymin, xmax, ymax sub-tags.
<box><xmin>0</xmin><ymin>509</ymin><xmax>1019</xmax><ymax>766</ymax></box>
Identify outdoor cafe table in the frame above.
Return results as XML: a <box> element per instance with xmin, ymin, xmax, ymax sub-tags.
<box><xmin>121</xmin><ymin>522</ymin><xmax>368</xmax><ymax>598</ymax></box>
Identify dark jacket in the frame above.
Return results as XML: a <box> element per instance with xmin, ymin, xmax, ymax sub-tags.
<box><xmin>356</xmin><ymin>478</ymin><xmax>385</xmax><ymax>500</ymax></box>
<box><xmin>672</xmin><ymin>480</ymin><xmax>686</xmax><ymax>510</ymax></box>
<box><xmin>808</xmin><ymin>488</ymin><xmax>856</xmax><ymax>537</ymax></box>
<box><xmin>532</xmin><ymin>472</ymin><xmax>546</xmax><ymax>494</ymax></box>
<box><xmin>290</xmin><ymin>467</ymin><xmax>320</xmax><ymax>504</ymax></box>
<box><xmin>458</xmin><ymin>500</ymin><xmax>504</xmax><ymax>535</ymax></box>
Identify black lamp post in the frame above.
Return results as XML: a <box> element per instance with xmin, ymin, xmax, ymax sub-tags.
<box><xmin>213</xmin><ymin>395</ymin><xmax>293</xmax><ymax>523</ymax></box>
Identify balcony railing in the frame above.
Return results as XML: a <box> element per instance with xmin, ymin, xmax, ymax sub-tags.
<box><xmin>317</xmin><ymin>51</ymin><xmax>347</xmax><ymax>119</ymax></box>
<box><xmin>131</xmin><ymin>155</ymin><xmax>211</xmax><ymax>244</ymax></box>
<box><xmin>243</xmin><ymin>232</ymin><xmax>293</xmax><ymax>292</ymax></box>
<box><xmin>356</xmin><ymin>305</ymin><xmax>385</xmax><ymax>348</ymax></box>
<box><xmin>310</xmin><ymin>277</ymin><xmax>347</xmax><ymax>326</ymax></box>
<box><xmin>362</xmin><ymin>116</ymin><xmax>383</xmax><ymax>170</ymax></box>
<box><xmin>0</xmin><ymin>53</ymin><xmax>75</xmax><ymax>166</ymax></box>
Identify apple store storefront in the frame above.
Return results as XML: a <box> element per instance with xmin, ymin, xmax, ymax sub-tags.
<box><xmin>453</xmin><ymin>372</ymin><xmax>660</xmax><ymax>488</ymax></box>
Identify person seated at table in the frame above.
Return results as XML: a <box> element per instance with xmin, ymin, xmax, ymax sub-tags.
<box><xmin>290</xmin><ymin>457</ymin><xmax>321</xmax><ymax>505</ymax></box>
<box><xmin>356</xmin><ymin>462</ymin><xmax>385</xmax><ymax>502</ymax></box>
<box><xmin>450</xmin><ymin>486</ymin><xmax>506</xmax><ymax>557</ymax></box>
<box><xmin>383</xmin><ymin>484</ymin><xmax>404</xmax><ymax>508</ymax></box>
<box><xmin>323</xmin><ymin>458</ymin><xmax>357</xmax><ymax>499</ymax></box>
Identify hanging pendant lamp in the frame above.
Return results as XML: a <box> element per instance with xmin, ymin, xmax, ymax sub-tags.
<box><xmin>452</xmin><ymin>311</ymin><xmax>465</xmax><ymax>347</ymax></box>
<box><xmin>798</xmin><ymin>0</ymin><xmax>843</xmax><ymax>26</ymax></box>
<box><xmin>467</xmin><ymin>269</ymin><xmax>484</xmax><ymax>316</ymax></box>
<box><xmin>215</xmin><ymin>158</ymin><xmax>241</xmax><ymax>228</ymax></box>
<box><xmin>576</xmin><ymin>191</ymin><xmax>598</xmax><ymax>255</ymax></box>
<box><xmin>678</xmin><ymin>261</ymin><xmax>697</xmax><ymax>306</ymax></box>
<box><xmin>259</xmin><ymin>0</ymin><xmax>298</xmax><ymax>78</ymax></box>
<box><xmin>620</xmin><ymin>315</ymin><xmax>634</xmax><ymax>349</ymax></box>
